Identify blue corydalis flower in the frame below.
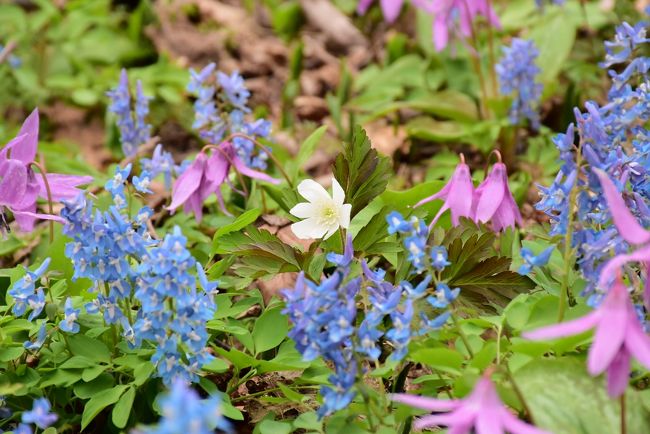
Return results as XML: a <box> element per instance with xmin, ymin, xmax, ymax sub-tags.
<box><xmin>496</xmin><ymin>38</ymin><xmax>543</xmax><ymax>129</ymax></box>
<box><xmin>430</xmin><ymin>246</ymin><xmax>451</xmax><ymax>271</ymax></box>
<box><xmin>21</xmin><ymin>398</ymin><xmax>57</xmax><ymax>429</ymax></box>
<box><xmin>107</xmin><ymin>70</ymin><xmax>152</xmax><ymax>157</ymax></box>
<box><xmin>59</xmin><ymin>298</ymin><xmax>80</xmax><ymax>334</ymax></box>
<box><xmin>8</xmin><ymin>258</ymin><xmax>51</xmax><ymax>321</ymax></box>
<box><xmin>517</xmin><ymin>246</ymin><xmax>554</xmax><ymax>275</ymax></box>
<box><xmin>217</xmin><ymin>70</ymin><xmax>250</xmax><ymax>111</ymax></box>
<box><xmin>427</xmin><ymin>283</ymin><xmax>460</xmax><ymax>308</ymax></box>
<box><xmin>142</xmin><ymin>380</ymin><xmax>231</xmax><ymax>434</ymax></box>
<box><xmin>24</xmin><ymin>322</ymin><xmax>47</xmax><ymax>351</ymax></box>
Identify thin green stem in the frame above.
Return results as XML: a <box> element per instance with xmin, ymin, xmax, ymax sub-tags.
<box><xmin>558</xmin><ymin>142</ymin><xmax>583</xmax><ymax>321</ymax></box>
<box><xmin>451</xmin><ymin>311</ymin><xmax>474</xmax><ymax>358</ymax></box>
<box><xmin>621</xmin><ymin>394</ymin><xmax>627</xmax><ymax>434</ymax></box>
<box><xmin>505</xmin><ymin>365</ymin><xmax>536</xmax><ymax>424</ymax></box>
<box><xmin>29</xmin><ymin>162</ymin><xmax>55</xmax><ymax>243</ymax></box>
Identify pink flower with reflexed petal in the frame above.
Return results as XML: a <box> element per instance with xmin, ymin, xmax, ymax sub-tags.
<box><xmin>413</xmin><ymin>0</ymin><xmax>500</xmax><ymax>51</ymax></box>
<box><xmin>0</xmin><ymin>109</ymin><xmax>92</xmax><ymax>232</ymax></box>
<box><xmin>524</xmin><ymin>277</ymin><xmax>650</xmax><ymax>397</ymax></box>
<box><xmin>357</xmin><ymin>0</ymin><xmax>405</xmax><ymax>23</ymax></box>
<box><xmin>168</xmin><ymin>141</ymin><xmax>279</xmax><ymax>221</ymax></box>
<box><xmin>593</xmin><ymin>169</ymin><xmax>650</xmax><ymax>307</ymax></box>
<box><xmin>472</xmin><ymin>162</ymin><xmax>522</xmax><ymax>231</ymax></box>
<box><xmin>415</xmin><ymin>155</ymin><xmax>474</xmax><ymax>228</ymax></box>
<box><xmin>393</xmin><ymin>374</ymin><xmax>550</xmax><ymax>433</ymax></box>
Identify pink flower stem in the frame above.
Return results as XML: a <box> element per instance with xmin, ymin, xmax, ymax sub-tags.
<box><xmin>225</xmin><ymin>132</ymin><xmax>294</xmax><ymax>188</ymax></box>
<box><xmin>451</xmin><ymin>308</ymin><xmax>474</xmax><ymax>358</ymax></box>
<box><xmin>486</xmin><ymin>0</ymin><xmax>498</xmax><ymax>96</ymax></box>
<box><xmin>29</xmin><ymin>161</ymin><xmax>55</xmax><ymax>243</ymax></box>
<box><xmin>0</xmin><ymin>40</ymin><xmax>17</xmax><ymax>65</ymax></box>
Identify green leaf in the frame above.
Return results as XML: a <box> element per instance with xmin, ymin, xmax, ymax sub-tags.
<box><xmin>529</xmin><ymin>9</ymin><xmax>577</xmax><ymax>83</ymax></box>
<box><xmin>515</xmin><ymin>359</ymin><xmax>650</xmax><ymax>433</ymax></box>
<box><xmin>111</xmin><ymin>386</ymin><xmax>135</xmax><ymax>429</ymax></box>
<box><xmin>211</xmin><ymin>208</ymin><xmax>262</xmax><ymax>254</ymax></box>
<box><xmin>81</xmin><ymin>385</ymin><xmax>128</xmax><ymax>430</ymax></box>
<box><xmin>333</xmin><ymin>126</ymin><xmax>392</xmax><ymax>217</ymax></box>
<box><xmin>67</xmin><ymin>334</ymin><xmax>111</xmax><ymax>363</ymax></box>
<box><xmin>380</xmin><ymin>180</ymin><xmax>446</xmax><ymax>225</ymax></box>
<box><xmin>287</xmin><ymin>125</ymin><xmax>328</xmax><ymax>180</ymax></box>
<box><xmin>259</xmin><ymin>419</ymin><xmax>293</xmax><ymax>434</ymax></box>
<box><xmin>253</xmin><ymin>307</ymin><xmax>289</xmax><ymax>354</ymax></box>
<box><xmin>410</xmin><ymin>348</ymin><xmax>464</xmax><ymax>375</ymax></box>
<box><xmin>406</xmin><ymin>117</ymin><xmax>466</xmax><ymax>142</ymax></box>
<box><xmin>0</xmin><ymin>346</ymin><xmax>24</xmax><ymax>362</ymax></box>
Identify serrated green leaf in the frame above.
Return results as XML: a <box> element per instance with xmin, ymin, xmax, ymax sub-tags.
<box><xmin>333</xmin><ymin>126</ymin><xmax>392</xmax><ymax>217</ymax></box>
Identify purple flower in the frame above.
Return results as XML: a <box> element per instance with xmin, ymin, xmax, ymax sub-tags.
<box><xmin>472</xmin><ymin>162</ymin><xmax>522</xmax><ymax>231</ymax></box>
<box><xmin>415</xmin><ymin>156</ymin><xmax>474</xmax><ymax>228</ymax></box>
<box><xmin>0</xmin><ymin>109</ymin><xmax>92</xmax><ymax>232</ymax></box>
<box><xmin>167</xmin><ymin>141</ymin><xmax>279</xmax><ymax>221</ymax></box>
<box><xmin>524</xmin><ymin>277</ymin><xmax>650</xmax><ymax>397</ymax></box>
<box><xmin>357</xmin><ymin>0</ymin><xmax>405</xmax><ymax>23</ymax></box>
<box><xmin>393</xmin><ymin>374</ymin><xmax>549</xmax><ymax>433</ymax></box>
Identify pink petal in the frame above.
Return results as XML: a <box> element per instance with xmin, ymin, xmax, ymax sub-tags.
<box><xmin>433</xmin><ymin>15</ymin><xmax>450</xmax><ymax>52</ymax></box>
<box><xmin>500</xmin><ymin>409</ymin><xmax>552</xmax><ymax>434</ymax></box>
<box><xmin>587</xmin><ymin>283</ymin><xmax>629</xmax><ymax>375</ymax></box>
<box><xmin>205</xmin><ymin>152</ymin><xmax>229</xmax><ymax>189</ymax></box>
<box><xmin>522</xmin><ymin>311</ymin><xmax>600</xmax><ymax>340</ymax></box>
<box><xmin>10</xmin><ymin>108</ymin><xmax>39</xmax><ymax>164</ymax></box>
<box><xmin>380</xmin><ymin>0</ymin><xmax>403</xmax><ymax>23</ymax></box>
<box><xmin>599</xmin><ymin>246</ymin><xmax>650</xmax><ymax>289</ymax></box>
<box><xmin>37</xmin><ymin>173</ymin><xmax>93</xmax><ymax>201</ymax></box>
<box><xmin>391</xmin><ymin>393</ymin><xmax>459</xmax><ymax>412</ymax></box>
<box><xmin>0</xmin><ymin>159</ymin><xmax>28</xmax><ymax>206</ymax></box>
<box><xmin>413</xmin><ymin>414</ymin><xmax>459</xmax><ymax>431</ymax></box>
<box><xmin>447</xmin><ymin>164</ymin><xmax>474</xmax><ymax>225</ymax></box>
<box><xmin>475</xmin><ymin>410</ymin><xmax>504</xmax><ymax>434</ymax></box>
<box><xmin>624</xmin><ymin>314</ymin><xmax>650</xmax><ymax>370</ymax></box>
<box><xmin>232</xmin><ymin>156</ymin><xmax>280</xmax><ymax>184</ymax></box>
<box><xmin>474</xmin><ymin>164</ymin><xmax>506</xmax><ymax>223</ymax></box>
<box><xmin>414</xmin><ymin>181</ymin><xmax>451</xmax><ymax>208</ymax></box>
<box><xmin>606</xmin><ymin>348</ymin><xmax>631</xmax><ymax>397</ymax></box>
<box><xmin>357</xmin><ymin>0</ymin><xmax>374</xmax><ymax>14</ymax></box>
<box><xmin>167</xmin><ymin>154</ymin><xmax>206</xmax><ymax>211</ymax></box>
<box><xmin>594</xmin><ymin>169</ymin><xmax>650</xmax><ymax>245</ymax></box>
<box><xmin>12</xmin><ymin>208</ymin><xmax>65</xmax><ymax>232</ymax></box>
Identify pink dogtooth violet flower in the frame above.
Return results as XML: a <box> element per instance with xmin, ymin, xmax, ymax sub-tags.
<box><xmin>0</xmin><ymin>108</ymin><xmax>93</xmax><ymax>232</ymax></box>
<box><xmin>524</xmin><ymin>276</ymin><xmax>650</xmax><ymax>397</ymax></box>
<box><xmin>594</xmin><ymin>168</ymin><xmax>650</xmax><ymax>309</ymax></box>
<box><xmin>167</xmin><ymin>141</ymin><xmax>279</xmax><ymax>221</ymax></box>
<box><xmin>414</xmin><ymin>153</ymin><xmax>474</xmax><ymax>228</ymax></box>
<box><xmin>472</xmin><ymin>158</ymin><xmax>522</xmax><ymax>231</ymax></box>
<box><xmin>392</xmin><ymin>372</ymin><xmax>550</xmax><ymax>433</ymax></box>
<box><xmin>412</xmin><ymin>0</ymin><xmax>501</xmax><ymax>52</ymax></box>
<box><xmin>357</xmin><ymin>0</ymin><xmax>405</xmax><ymax>23</ymax></box>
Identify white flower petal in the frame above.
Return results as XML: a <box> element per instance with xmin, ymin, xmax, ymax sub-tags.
<box><xmin>331</xmin><ymin>177</ymin><xmax>346</xmax><ymax>205</ymax></box>
<box><xmin>339</xmin><ymin>203</ymin><xmax>352</xmax><ymax>229</ymax></box>
<box><xmin>297</xmin><ymin>179</ymin><xmax>331</xmax><ymax>203</ymax></box>
<box><xmin>291</xmin><ymin>217</ymin><xmax>327</xmax><ymax>239</ymax></box>
<box><xmin>323</xmin><ymin>224</ymin><xmax>339</xmax><ymax>240</ymax></box>
<box><xmin>290</xmin><ymin>202</ymin><xmax>317</xmax><ymax>219</ymax></box>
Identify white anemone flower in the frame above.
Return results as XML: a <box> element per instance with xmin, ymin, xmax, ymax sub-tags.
<box><xmin>290</xmin><ymin>177</ymin><xmax>352</xmax><ymax>240</ymax></box>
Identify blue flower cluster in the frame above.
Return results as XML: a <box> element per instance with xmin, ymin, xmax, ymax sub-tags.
<box><xmin>8</xmin><ymin>258</ymin><xmax>50</xmax><ymax>322</ymax></box>
<box><xmin>138</xmin><ymin>380</ymin><xmax>231</xmax><ymax>434</ymax></box>
<box><xmin>140</xmin><ymin>144</ymin><xmax>177</xmax><ymax>190</ymax></box>
<box><xmin>107</xmin><ymin>69</ymin><xmax>152</xmax><ymax>157</ymax></box>
<box><xmin>387</xmin><ymin>211</ymin><xmax>450</xmax><ymax>273</ymax></box>
<box><xmin>187</xmin><ymin>63</ymin><xmax>272</xmax><ymax>170</ymax></box>
<box><xmin>496</xmin><ymin>38</ymin><xmax>543</xmax><ymax>129</ymax></box>
<box><xmin>134</xmin><ymin>227</ymin><xmax>217</xmax><ymax>385</ymax></box>
<box><xmin>62</xmin><ymin>167</ymin><xmax>218</xmax><ymax>385</ymax></box>
<box><xmin>12</xmin><ymin>397</ymin><xmax>57</xmax><ymax>434</ymax></box>
<box><xmin>283</xmin><ymin>228</ymin><xmax>454</xmax><ymax>417</ymax></box>
<box><xmin>62</xmin><ymin>167</ymin><xmax>153</xmax><ymax>339</ymax></box>
<box><xmin>536</xmin><ymin>19</ymin><xmax>650</xmax><ymax>297</ymax></box>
